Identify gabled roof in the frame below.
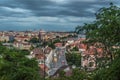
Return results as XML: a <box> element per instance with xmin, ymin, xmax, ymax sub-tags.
<box><xmin>54</xmin><ymin>43</ymin><xmax>63</xmax><ymax>47</ymax></box>
<box><xmin>35</xmin><ymin>53</ymin><xmax>46</xmax><ymax>59</ymax></box>
<box><xmin>32</xmin><ymin>48</ymin><xmax>44</xmax><ymax>54</ymax></box>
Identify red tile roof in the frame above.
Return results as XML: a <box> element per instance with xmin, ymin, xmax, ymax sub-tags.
<box><xmin>78</xmin><ymin>44</ymin><xmax>87</xmax><ymax>49</ymax></box>
<box><xmin>32</xmin><ymin>48</ymin><xmax>44</xmax><ymax>54</ymax></box>
<box><xmin>54</xmin><ymin>43</ymin><xmax>63</xmax><ymax>47</ymax></box>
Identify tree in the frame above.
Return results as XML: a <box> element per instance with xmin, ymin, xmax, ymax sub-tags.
<box><xmin>29</xmin><ymin>37</ymin><xmax>39</xmax><ymax>43</ymax></box>
<box><xmin>0</xmin><ymin>45</ymin><xmax>41</xmax><ymax>80</ymax></box>
<box><xmin>66</xmin><ymin>52</ymin><xmax>81</xmax><ymax>67</ymax></box>
<box><xmin>75</xmin><ymin>3</ymin><xmax>120</xmax><ymax>62</ymax></box>
<box><xmin>93</xmin><ymin>50</ymin><xmax>120</xmax><ymax>80</ymax></box>
<box><xmin>71</xmin><ymin>46</ymin><xmax>79</xmax><ymax>51</ymax></box>
<box><xmin>75</xmin><ymin>3</ymin><xmax>120</xmax><ymax>80</ymax></box>
<box><xmin>70</xmin><ymin>68</ymin><xmax>91</xmax><ymax>80</ymax></box>
<box><xmin>53</xmin><ymin>39</ymin><xmax>61</xmax><ymax>43</ymax></box>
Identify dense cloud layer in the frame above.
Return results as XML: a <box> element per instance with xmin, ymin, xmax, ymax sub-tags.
<box><xmin>0</xmin><ymin>0</ymin><xmax>119</xmax><ymax>31</ymax></box>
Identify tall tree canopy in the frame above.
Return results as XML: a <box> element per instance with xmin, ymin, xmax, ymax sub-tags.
<box><xmin>0</xmin><ymin>44</ymin><xmax>41</xmax><ymax>80</ymax></box>
<box><xmin>75</xmin><ymin>3</ymin><xmax>120</xmax><ymax>80</ymax></box>
<box><xmin>75</xmin><ymin>3</ymin><xmax>120</xmax><ymax>61</ymax></box>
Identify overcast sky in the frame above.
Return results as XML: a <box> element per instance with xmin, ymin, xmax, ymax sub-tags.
<box><xmin>0</xmin><ymin>0</ymin><xmax>120</xmax><ymax>31</ymax></box>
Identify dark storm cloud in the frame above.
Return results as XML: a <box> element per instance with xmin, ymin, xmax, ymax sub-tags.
<box><xmin>0</xmin><ymin>0</ymin><xmax>118</xmax><ymax>17</ymax></box>
<box><xmin>12</xmin><ymin>0</ymin><xmax>114</xmax><ymax>17</ymax></box>
<box><xmin>0</xmin><ymin>0</ymin><xmax>120</xmax><ymax>31</ymax></box>
<box><xmin>15</xmin><ymin>0</ymin><xmax>67</xmax><ymax>17</ymax></box>
<box><xmin>58</xmin><ymin>1</ymin><xmax>107</xmax><ymax>17</ymax></box>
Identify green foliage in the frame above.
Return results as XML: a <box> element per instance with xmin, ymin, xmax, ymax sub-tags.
<box><xmin>71</xmin><ymin>46</ymin><xmax>79</xmax><ymax>51</ymax></box>
<box><xmin>59</xmin><ymin>70</ymin><xmax>66</xmax><ymax>77</ymax></box>
<box><xmin>75</xmin><ymin>3</ymin><xmax>120</xmax><ymax>61</ymax></box>
<box><xmin>46</xmin><ymin>68</ymin><xmax>90</xmax><ymax>80</ymax></box>
<box><xmin>53</xmin><ymin>39</ymin><xmax>61</xmax><ymax>43</ymax></box>
<box><xmin>20</xmin><ymin>50</ymin><xmax>30</xmax><ymax>55</ymax></box>
<box><xmin>71</xmin><ymin>68</ymin><xmax>90</xmax><ymax>80</ymax></box>
<box><xmin>75</xmin><ymin>3</ymin><xmax>120</xmax><ymax>80</ymax></box>
<box><xmin>66</xmin><ymin>52</ymin><xmax>81</xmax><ymax>67</ymax></box>
<box><xmin>47</xmin><ymin>41</ymin><xmax>55</xmax><ymax>49</ymax></box>
<box><xmin>93</xmin><ymin>54</ymin><xmax>120</xmax><ymax>80</ymax></box>
<box><xmin>0</xmin><ymin>45</ymin><xmax>41</xmax><ymax>80</ymax></box>
<box><xmin>29</xmin><ymin>37</ymin><xmax>39</xmax><ymax>43</ymax></box>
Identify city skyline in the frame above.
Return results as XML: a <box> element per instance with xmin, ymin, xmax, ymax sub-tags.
<box><xmin>0</xmin><ymin>0</ymin><xmax>120</xmax><ymax>31</ymax></box>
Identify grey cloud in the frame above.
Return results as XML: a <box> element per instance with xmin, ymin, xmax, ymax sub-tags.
<box><xmin>0</xmin><ymin>0</ymin><xmax>118</xmax><ymax>17</ymax></box>
<box><xmin>0</xmin><ymin>0</ymin><xmax>119</xmax><ymax>31</ymax></box>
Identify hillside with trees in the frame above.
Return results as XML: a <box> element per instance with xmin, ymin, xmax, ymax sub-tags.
<box><xmin>0</xmin><ymin>43</ymin><xmax>41</xmax><ymax>80</ymax></box>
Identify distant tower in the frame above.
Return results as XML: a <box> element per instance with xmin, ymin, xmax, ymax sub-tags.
<box><xmin>38</xmin><ymin>29</ymin><xmax>46</xmax><ymax>41</ymax></box>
